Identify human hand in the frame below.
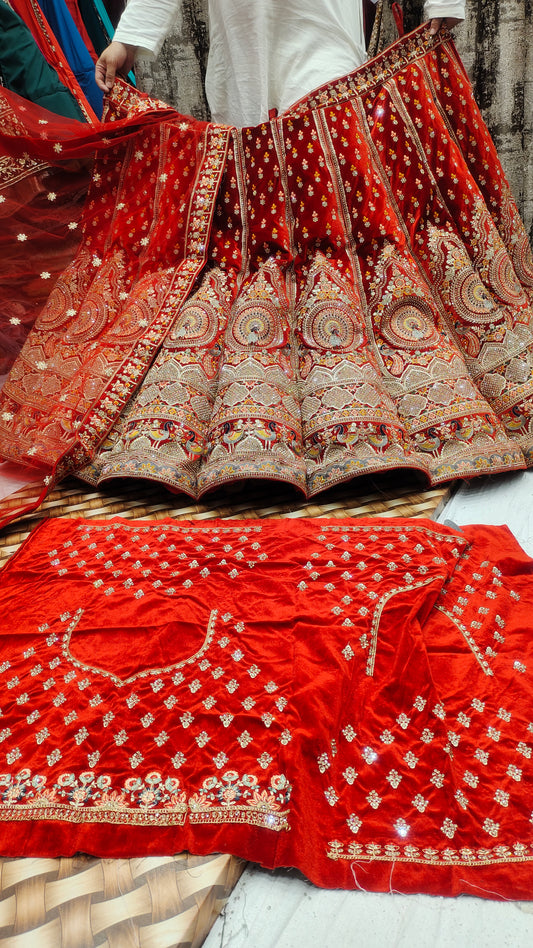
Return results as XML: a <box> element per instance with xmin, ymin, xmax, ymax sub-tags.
<box><xmin>428</xmin><ymin>17</ymin><xmax>462</xmax><ymax>35</ymax></box>
<box><xmin>95</xmin><ymin>41</ymin><xmax>137</xmax><ymax>93</ymax></box>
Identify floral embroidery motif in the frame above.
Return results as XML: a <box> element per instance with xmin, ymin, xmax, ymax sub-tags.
<box><xmin>0</xmin><ymin>767</ymin><xmax>292</xmax><ymax>832</ymax></box>
<box><xmin>327</xmin><ymin>840</ymin><xmax>533</xmax><ymax>866</ymax></box>
<box><xmin>0</xmin><ymin>770</ymin><xmax>188</xmax><ymax>825</ymax></box>
<box><xmin>189</xmin><ymin>771</ymin><xmax>291</xmax><ymax>830</ymax></box>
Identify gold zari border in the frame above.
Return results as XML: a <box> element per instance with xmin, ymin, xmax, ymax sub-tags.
<box><xmin>327</xmin><ymin>840</ymin><xmax>533</xmax><ymax>866</ymax></box>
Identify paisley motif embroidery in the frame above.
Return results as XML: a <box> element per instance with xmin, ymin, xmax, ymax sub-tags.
<box><xmin>488</xmin><ymin>247</ymin><xmax>526</xmax><ymax>306</ymax></box>
<box><xmin>452</xmin><ymin>269</ymin><xmax>500</xmax><ymax>323</ymax></box>
<box><xmin>380</xmin><ymin>297</ymin><xmax>441</xmax><ymax>350</ymax></box>
<box><xmin>511</xmin><ymin>232</ymin><xmax>533</xmax><ymax>290</ymax></box>
<box><xmin>169</xmin><ymin>267</ymin><xmax>230</xmax><ymax>348</ymax></box>
<box><xmin>227</xmin><ymin>261</ymin><xmax>288</xmax><ymax>351</ymax></box>
<box><xmin>297</xmin><ymin>255</ymin><xmax>366</xmax><ymax>351</ymax></box>
<box><xmin>38</xmin><ymin>253</ymin><xmax>95</xmax><ymax>333</ymax></box>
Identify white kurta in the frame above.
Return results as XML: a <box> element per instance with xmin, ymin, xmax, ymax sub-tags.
<box><xmin>113</xmin><ymin>0</ymin><xmax>466</xmax><ymax>126</ymax></box>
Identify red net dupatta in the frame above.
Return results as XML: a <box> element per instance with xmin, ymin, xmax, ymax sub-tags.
<box><xmin>0</xmin><ymin>80</ymin><xmax>229</xmax><ymax>525</ymax></box>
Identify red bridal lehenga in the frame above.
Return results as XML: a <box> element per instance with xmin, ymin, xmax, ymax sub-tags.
<box><xmin>3</xmin><ymin>25</ymin><xmax>533</xmax><ymax>903</ymax></box>
<box><xmin>1</xmin><ymin>24</ymin><xmax>533</xmax><ymax>525</ymax></box>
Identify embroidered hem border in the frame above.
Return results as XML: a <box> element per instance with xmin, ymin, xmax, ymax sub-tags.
<box><xmin>326</xmin><ymin>841</ymin><xmax>533</xmax><ymax>867</ymax></box>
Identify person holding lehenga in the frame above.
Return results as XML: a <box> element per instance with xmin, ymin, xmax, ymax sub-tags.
<box><xmin>1</xmin><ymin>1</ymin><xmax>532</xmax><ymax>523</ymax></box>
<box><xmin>95</xmin><ymin>1</ymin><xmax>465</xmax><ymax>125</ymax></box>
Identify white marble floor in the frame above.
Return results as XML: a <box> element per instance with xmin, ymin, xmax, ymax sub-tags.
<box><xmin>205</xmin><ymin>471</ymin><xmax>533</xmax><ymax>948</ymax></box>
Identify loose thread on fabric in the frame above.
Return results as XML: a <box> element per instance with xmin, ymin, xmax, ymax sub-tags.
<box><xmin>459</xmin><ymin>878</ymin><xmax>514</xmax><ymax>901</ymax></box>
<box><xmin>351</xmin><ymin>860</ymin><xmax>406</xmax><ymax>896</ymax></box>
<box><xmin>388</xmin><ymin>860</ymin><xmax>405</xmax><ymax>896</ymax></box>
<box><xmin>350</xmin><ymin>862</ymin><xmax>371</xmax><ymax>892</ymax></box>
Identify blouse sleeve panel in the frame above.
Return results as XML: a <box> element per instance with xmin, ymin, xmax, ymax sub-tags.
<box><xmin>423</xmin><ymin>1</ymin><xmax>466</xmax><ymax>21</ymax></box>
<box><xmin>113</xmin><ymin>0</ymin><xmax>182</xmax><ymax>57</ymax></box>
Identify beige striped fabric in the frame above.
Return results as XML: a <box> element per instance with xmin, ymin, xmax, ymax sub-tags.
<box><xmin>0</xmin><ymin>853</ymin><xmax>244</xmax><ymax>948</ymax></box>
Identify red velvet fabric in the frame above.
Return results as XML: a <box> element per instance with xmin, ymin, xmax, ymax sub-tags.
<box><xmin>0</xmin><ymin>515</ymin><xmax>532</xmax><ymax>899</ymax></box>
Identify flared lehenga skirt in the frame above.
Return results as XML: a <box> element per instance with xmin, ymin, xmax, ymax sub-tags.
<box><xmin>1</xmin><ymin>25</ymin><xmax>533</xmax><ymax>508</ymax></box>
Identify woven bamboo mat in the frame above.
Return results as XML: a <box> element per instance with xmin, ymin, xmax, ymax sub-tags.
<box><xmin>0</xmin><ymin>471</ymin><xmax>452</xmax><ymax>946</ymax></box>
<box><xmin>0</xmin><ymin>471</ymin><xmax>451</xmax><ymax>565</ymax></box>
<box><xmin>0</xmin><ymin>853</ymin><xmax>244</xmax><ymax>948</ymax></box>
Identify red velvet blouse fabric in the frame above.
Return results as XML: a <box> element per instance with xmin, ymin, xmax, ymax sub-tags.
<box><xmin>0</xmin><ymin>515</ymin><xmax>532</xmax><ymax>899</ymax></box>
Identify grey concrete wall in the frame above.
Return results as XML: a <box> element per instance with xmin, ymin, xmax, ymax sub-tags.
<box><xmin>135</xmin><ymin>0</ymin><xmax>209</xmax><ymax>119</ymax></box>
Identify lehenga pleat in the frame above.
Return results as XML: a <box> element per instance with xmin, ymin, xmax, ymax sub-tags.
<box><xmin>1</xmin><ymin>27</ymin><xmax>532</xmax><ymax>511</ymax></box>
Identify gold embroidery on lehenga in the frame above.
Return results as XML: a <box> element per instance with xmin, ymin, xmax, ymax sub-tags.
<box><xmin>365</xmin><ymin>575</ymin><xmax>444</xmax><ymax>677</ymax></box>
<box><xmin>297</xmin><ymin>254</ymin><xmax>366</xmax><ymax>351</ymax></box>
<box><xmin>188</xmin><ymin>771</ymin><xmax>291</xmax><ymax>830</ymax></box>
<box><xmin>2</xmin><ymin>27</ymin><xmax>533</xmax><ymax>508</ymax></box>
<box><xmin>327</xmin><ymin>837</ymin><xmax>533</xmax><ymax>866</ymax></box>
<box><xmin>0</xmin><ymin>769</ymin><xmax>189</xmax><ymax>826</ymax></box>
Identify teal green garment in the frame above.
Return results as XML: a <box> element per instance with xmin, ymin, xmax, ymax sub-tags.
<box><xmin>0</xmin><ymin>1</ymin><xmax>85</xmax><ymax>121</ymax></box>
<box><xmin>78</xmin><ymin>0</ymin><xmax>136</xmax><ymax>85</ymax></box>
<box><xmin>77</xmin><ymin>0</ymin><xmax>112</xmax><ymax>55</ymax></box>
